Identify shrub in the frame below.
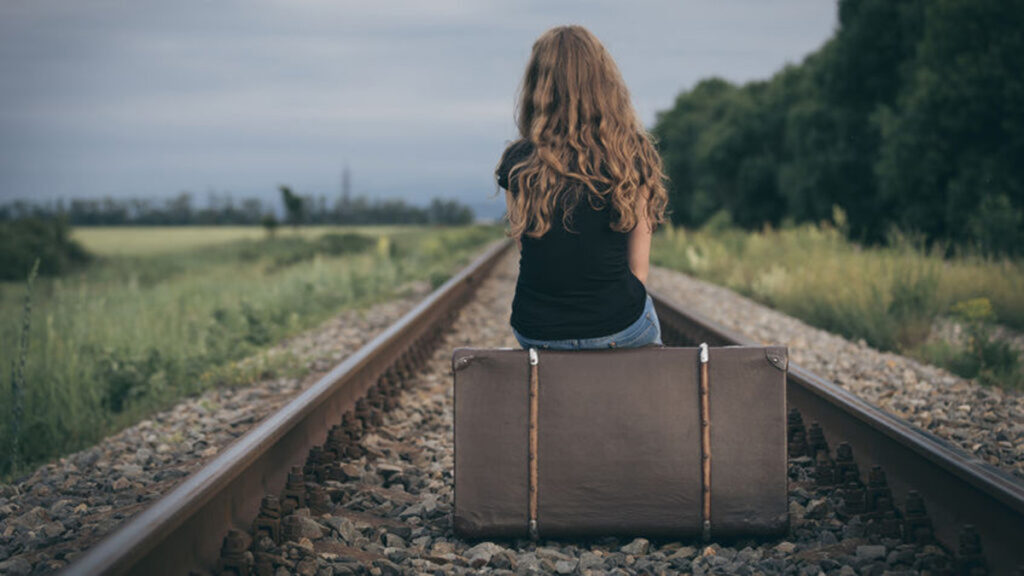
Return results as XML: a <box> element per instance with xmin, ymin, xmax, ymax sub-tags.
<box><xmin>0</xmin><ymin>217</ymin><xmax>91</xmax><ymax>280</ymax></box>
<box><xmin>945</xmin><ymin>298</ymin><xmax>1021</xmax><ymax>388</ymax></box>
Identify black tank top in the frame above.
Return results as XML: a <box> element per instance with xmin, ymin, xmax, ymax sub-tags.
<box><xmin>496</xmin><ymin>139</ymin><xmax>647</xmax><ymax>340</ymax></box>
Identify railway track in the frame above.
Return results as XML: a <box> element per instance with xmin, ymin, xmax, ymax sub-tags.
<box><xmin>60</xmin><ymin>238</ymin><xmax>1024</xmax><ymax>575</ymax></box>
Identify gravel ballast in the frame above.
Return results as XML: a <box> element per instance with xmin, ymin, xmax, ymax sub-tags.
<box><xmin>229</xmin><ymin>252</ymin><xmax>974</xmax><ymax>575</ymax></box>
<box><xmin>3</xmin><ymin>246</ymin><xmax>1018</xmax><ymax>575</ymax></box>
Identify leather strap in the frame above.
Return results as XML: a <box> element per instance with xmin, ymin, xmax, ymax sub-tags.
<box><xmin>528</xmin><ymin>348</ymin><xmax>539</xmax><ymax>540</ymax></box>
<box><xmin>699</xmin><ymin>342</ymin><xmax>711</xmax><ymax>541</ymax></box>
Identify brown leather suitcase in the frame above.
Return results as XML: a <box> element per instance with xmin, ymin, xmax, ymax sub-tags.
<box><xmin>452</xmin><ymin>344</ymin><xmax>788</xmax><ymax>540</ymax></box>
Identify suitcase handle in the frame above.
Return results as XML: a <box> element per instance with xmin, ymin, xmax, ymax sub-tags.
<box><xmin>699</xmin><ymin>343</ymin><xmax>712</xmax><ymax>541</ymax></box>
<box><xmin>528</xmin><ymin>348</ymin><xmax>540</xmax><ymax>540</ymax></box>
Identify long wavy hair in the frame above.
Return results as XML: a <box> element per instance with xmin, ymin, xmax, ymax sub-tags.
<box><xmin>501</xmin><ymin>25</ymin><xmax>668</xmax><ymax>239</ymax></box>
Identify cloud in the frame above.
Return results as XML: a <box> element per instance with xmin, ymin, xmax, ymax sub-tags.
<box><xmin>0</xmin><ymin>0</ymin><xmax>835</xmax><ymax>210</ymax></box>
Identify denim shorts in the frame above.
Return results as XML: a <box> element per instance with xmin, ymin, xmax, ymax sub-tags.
<box><xmin>512</xmin><ymin>293</ymin><xmax>663</xmax><ymax>350</ymax></box>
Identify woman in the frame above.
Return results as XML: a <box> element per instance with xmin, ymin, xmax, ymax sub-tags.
<box><xmin>496</xmin><ymin>25</ymin><xmax>669</xmax><ymax>351</ymax></box>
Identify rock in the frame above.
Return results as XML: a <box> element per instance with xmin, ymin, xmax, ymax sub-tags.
<box><xmin>383</xmin><ymin>533</ymin><xmax>405</xmax><ymax>548</ymax></box>
<box><xmin>620</xmin><ymin>537</ymin><xmax>650</xmax><ymax>556</ymax></box>
<box><xmin>856</xmin><ymin>544</ymin><xmax>886</xmax><ymax>561</ymax></box>
<box><xmin>804</xmin><ymin>497</ymin><xmax>829</xmax><ymax>519</ymax></box>
<box><xmin>0</xmin><ymin>556</ymin><xmax>32</xmax><ymax>576</ymax></box>
<box><xmin>337</xmin><ymin>464</ymin><xmax>362</xmax><ymax>481</ymax></box>
<box><xmin>41</xmin><ymin>521</ymin><xmax>65</xmax><ymax>539</ymax></box>
<box><xmin>668</xmin><ymin>545</ymin><xmax>697</xmax><ymax>560</ymax></box>
<box><xmin>376</xmin><ymin>464</ymin><xmax>403</xmax><ymax>478</ymax></box>
<box><xmin>296</xmin><ymin>558</ymin><xmax>317</xmax><ymax>576</ymax></box>
<box><xmin>774</xmin><ymin>541</ymin><xmax>797</xmax><ymax>554</ymax></box>
<box><xmin>384</xmin><ymin>546</ymin><xmax>407</xmax><ymax>563</ymax></box>
<box><xmin>491</xmin><ymin>550</ymin><xmax>517</xmax><ymax>570</ymax></box>
<box><xmin>554</xmin><ymin>558</ymin><xmax>578</xmax><ymax>574</ymax></box>
<box><xmin>789</xmin><ymin>500</ymin><xmax>806</xmax><ymax>520</ymax></box>
<box><xmin>579</xmin><ymin>551</ymin><xmax>605</xmax><ymax>569</ymax></box>
<box><xmin>283</xmin><ymin>515</ymin><xmax>325</xmax><ymax>541</ymax></box>
<box><xmin>11</xmin><ymin>507</ymin><xmax>49</xmax><ymax>530</ymax></box>
<box><xmin>465</xmin><ymin>542</ymin><xmax>504</xmax><ymax>568</ymax></box>
<box><xmin>515</xmin><ymin>552</ymin><xmax>541</xmax><ymax>575</ymax></box>
<box><xmin>323</xmin><ymin>516</ymin><xmax>357</xmax><ymax>544</ymax></box>
<box><xmin>536</xmin><ymin>547</ymin><xmax>571</xmax><ymax>561</ymax></box>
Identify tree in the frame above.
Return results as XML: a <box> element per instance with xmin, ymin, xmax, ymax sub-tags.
<box><xmin>261</xmin><ymin>213</ymin><xmax>279</xmax><ymax>238</ymax></box>
<box><xmin>279</xmin><ymin>185</ymin><xmax>306</xmax><ymax>228</ymax></box>
<box><xmin>652</xmin><ymin>0</ymin><xmax>1023</xmax><ymax>255</ymax></box>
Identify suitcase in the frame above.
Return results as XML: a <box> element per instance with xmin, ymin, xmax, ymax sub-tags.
<box><xmin>452</xmin><ymin>344</ymin><xmax>788</xmax><ymax>540</ymax></box>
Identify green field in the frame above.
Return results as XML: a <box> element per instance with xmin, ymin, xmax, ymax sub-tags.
<box><xmin>72</xmin><ymin>225</ymin><xmax>420</xmax><ymax>256</ymax></box>
<box><xmin>652</xmin><ymin>216</ymin><xmax>1024</xmax><ymax>389</ymax></box>
<box><xmin>1</xmin><ymin>225</ymin><xmax>502</xmax><ymax>477</ymax></box>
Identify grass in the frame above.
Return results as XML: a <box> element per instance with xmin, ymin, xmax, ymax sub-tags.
<box><xmin>72</xmin><ymin>225</ymin><xmax>421</xmax><ymax>256</ymax></box>
<box><xmin>651</xmin><ymin>214</ymin><xmax>1023</xmax><ymax>389</ymax></box>
<box><xmin>1</xmin><ymin>225</ymin><xmax>502</xmax><ymax>478</ymax></box>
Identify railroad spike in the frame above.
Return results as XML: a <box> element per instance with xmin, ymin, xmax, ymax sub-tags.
<box><xmin>252</xmin><ymin>552</ymin><xmax>277</xmax><ymax>576</ymax></box>
<box><xmin>304</xmin><ymin>446</ymin><xmax>323</xmax><ymax>483</ymax></box>
<box><xmin>814</xmin><ymin>451</ymin><xmax>836</xmax><ymax>487</ymax></box>
<box><xmin>341</xmin><ymin>412</ymin><xmax>363</xmax><ymax>438</ymax></box>
<box><xmin>345</xmin><ymin>442</ymin><xmax>367</xmax><ymax>459</ymax></box>
<box><xmin>872</xmin><ymin>509</ymin><xmax>902</xmax><ymax>540</ymax></box>
<box><xmin>787</xmin><ymin>409</ymin><xmax>808</xmax><ymax>458</ymax></box>
<box><xmin>281</xmin><ymin>515</ymin><xmax>305</xmax><ymax>544</ymax></box>
<box><xmin>307</xmin><ymin>483</ymin><xmax>331</xmax><ymax>515</ymax></box>
<box><xmin>865</xmin><ymin>466</ymin><xmax>894</xmax><ymax>517</ymax></box>
<box><xmin>217</xmin><ymin>529</ymin><xmax>253</xmax><ymax>576</ymax></box>
<box><xmin>903</xmin><ymin>490</ymin><xmax>934</xmax><ymax>545</ymax></box>
<box><xmin>354</xmin><ymin>398</ymin><xmax>372</xmax><ymax>428</ymax></box>
<box><xmin>807</xmin><ymin>422</ymin><xmax>829</xmax><ymax>460</ymax></box>
<box><xmin>834</xmin><ymin>442</ymin><xmax>859</xmax><ymax>486</ymax></box>
<box><xmin>281</xmin><ymin>466</ymin><xmax>306</xmax><ymax>515</ymax></box>
<box><xmin>957</xmin><ymin>525</ymin><xmax>987</xmax><ymax>576</ymax></box>
<box><xmin>252</xmin><ymin>495</ymin><xmax>282</xmax><ymax>545</ymax></box>
<box><xmin>839</xmin><ymin>481</ymin><xmax>867</xmax><ymax>518</ymax></box>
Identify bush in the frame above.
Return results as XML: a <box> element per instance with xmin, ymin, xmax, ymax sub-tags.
<box><xmin>262</xmin><ymin>233</ymin><xmax>376</xmax><ymax>272</ymax></box>
<box><xmin>944</xmin><ymin>298</ymin><xmax>1022</xmax><ymax>388</ymax></box>
<box><xmin>0</xmin><ymin>217</ymin><xmax>91</xmax><ymax>280</ymax></box>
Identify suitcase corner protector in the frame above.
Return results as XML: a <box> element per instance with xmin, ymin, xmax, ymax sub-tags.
<box><xmin>452</xmin><ymin>350</ymin><xmax>475</xmax><ymax>371</ymax></box>
<box><xmin>764</xmin><ymin>346</ymin><xmax>788</xmax><ymax>371</ymax></box>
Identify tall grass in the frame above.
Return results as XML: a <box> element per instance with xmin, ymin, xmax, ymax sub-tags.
<box><xmin>652</xmin><ymin>216</ymin><xmax>1023</xmax><ymax>388</ymax></box>
<box><xmin>0</xmin><ymin>225</ymin><xmax>501</xmax><ymax>477</ymax></box>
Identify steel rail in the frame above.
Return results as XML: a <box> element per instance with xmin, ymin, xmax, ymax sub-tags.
<box><xmin>650</xmin><ymin>288</ymin><xmax>1024</xmax><ymax>574</ymax></box>
<box><xmin>62</xmin><ymin>239</ymin><xmax>513</xmax><ymax>576</ymax></box>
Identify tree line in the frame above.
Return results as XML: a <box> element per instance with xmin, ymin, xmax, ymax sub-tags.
<box><xmin>0</xmin><ymin>188</ymin><xmax>475</xmax><ymax>227</ymax></box>
<box><xmin>653</xmin><ymin>0</ymin><xmax>1023</xmax><ymax>256</ymax></box>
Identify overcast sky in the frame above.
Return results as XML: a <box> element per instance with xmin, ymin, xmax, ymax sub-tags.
<box><xmin>0</xmin><ymin>1</ymin><xmax>836</xmax><ymax>219</ymax></box>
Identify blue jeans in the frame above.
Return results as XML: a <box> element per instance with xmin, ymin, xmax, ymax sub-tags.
<box><xmin>512</xmin><ymin>294</ymin><xmax>663</xmax><ymax>350</ymax></box>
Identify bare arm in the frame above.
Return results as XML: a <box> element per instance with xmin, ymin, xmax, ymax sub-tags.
<box><xmin>627</xmin><ymin>194</ymin><xmax>652</xmax><ymax>285</ymax></box>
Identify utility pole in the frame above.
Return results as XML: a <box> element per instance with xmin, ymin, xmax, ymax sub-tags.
<box><xmin>341</xmin><ymin>164</ymin><xmax>351</xmax><ymax>206</ymax></box>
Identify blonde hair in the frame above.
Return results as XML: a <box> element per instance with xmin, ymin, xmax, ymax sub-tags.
<box><xmin>501</xmin><ymin>25</ymin><xmax>668</xmax><ymax>239</ymax></box>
